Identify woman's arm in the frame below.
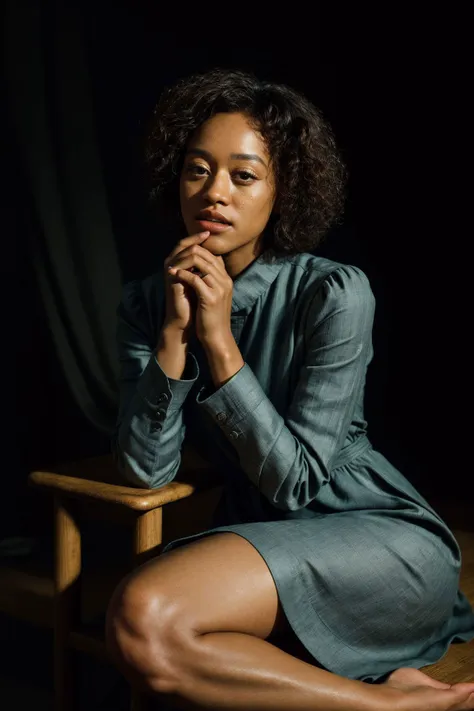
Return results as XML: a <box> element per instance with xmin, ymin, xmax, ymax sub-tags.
<box><xmin>156</xmin><ymin>324</ymin><xmax>190</xmax><ymax>380</ymax></box>
<box><xmin>194</xmin><ymin>265</ymin><xmax>375</xmax><ymax>511</ymax></box>
<box><xmin>112</xmin><ymin>278</ymin><xmax>200</xmax><ymax>489</ymax></box>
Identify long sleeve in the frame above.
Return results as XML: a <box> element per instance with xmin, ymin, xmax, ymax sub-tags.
<box><xmin>195</xmin><ymin>265</ymin><xmax>375</xmax><ymax>511</ymax></box>
<box><xmin>112</xmin><ymin>278</ymin><xmax>200</xmax><ymax>488</ymax></box>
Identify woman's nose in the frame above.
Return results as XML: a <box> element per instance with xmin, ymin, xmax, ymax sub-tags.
<box><xmin>203</xmin><ymin>172</ymin><xmax>231</xmax><ymax>205</ymax></box>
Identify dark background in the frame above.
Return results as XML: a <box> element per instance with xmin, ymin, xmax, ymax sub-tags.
<box><xmin>5</xmin><ymin>4</ymin><xmax>470</xmax><ymax>539</ymax></box>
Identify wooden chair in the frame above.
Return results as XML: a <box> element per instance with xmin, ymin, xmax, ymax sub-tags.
<box><xmin>28</xmin><ymin>447</ymin><xmax>474</xmax><ymax>711</ymax></box>
<box><xmin>28</xmin><ymin>443</ymin><xmax>224</xmax><ymax>711</ymax></box>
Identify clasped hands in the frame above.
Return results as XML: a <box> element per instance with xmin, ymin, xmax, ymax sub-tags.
<box><xmin>168</xmin><ymin>240</ymin><xmax>234</xmax><ymax>350</ymax></box>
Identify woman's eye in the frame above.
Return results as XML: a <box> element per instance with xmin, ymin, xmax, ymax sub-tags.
<box><xmin>235</xmin><ymin>171</ymin><xmax>257</xmax><ymax>182</ymax></box>
<box><xmin>186</xmin><ymin>165</ymin><xmax>256</xmax><ymax>182</ymax></box>
<box><xmin>187</xmin><ymin>165</ymin><xmax>208</xmax><ymax>176</ymax></box>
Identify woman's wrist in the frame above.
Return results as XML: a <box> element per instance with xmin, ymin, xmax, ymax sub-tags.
<box><xmin>156</xmin><ymin>324</ymin><xmax>190</xmax><ymax>379</ymax></box>
<box><xmin>161</xmin><ymin>322</ymin><xmax>192</xmax><ymax>345</ymax></box>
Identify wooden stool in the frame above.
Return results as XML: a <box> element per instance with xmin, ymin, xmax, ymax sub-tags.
<box><xmin>29</xmin><ymin>444</ymin><xmax>223</xmax><ymax>711</ymax></box>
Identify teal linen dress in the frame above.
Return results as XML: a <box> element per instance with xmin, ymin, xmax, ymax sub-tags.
<box><xmin>113</xmin><ymin>251</ymin><xmax>474</xmax><ymax>683</ymax></box>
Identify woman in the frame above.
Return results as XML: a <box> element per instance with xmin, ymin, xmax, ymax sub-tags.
<box><xmin>106</xmin><ymin>68</ymin><xmax>474</xmax><ymax>710</ymax></box>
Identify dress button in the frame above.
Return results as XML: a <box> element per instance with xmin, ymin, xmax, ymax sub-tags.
<box><xmin>217</xmin><ymin>412</ymin><xmax>227</xmax><ymax>423</ymax></box>
<box><xmin>229</xmin><ymin>431</ymin><xmax>238</xmax><ymax>440</ymax></box>
<box><xmin>151</xmin><ymin>422</ymin><xmax>162</xmax><ymax>433</ymax></box>
<box><xmin>156</xmin><ymin>408</ymin><xmax>166</xmax><ymax>420</ymax></box>
<box><xmin>157</xmin><ymin>393</ymin><xmax>169</xmax><ymax>403</ymax></box>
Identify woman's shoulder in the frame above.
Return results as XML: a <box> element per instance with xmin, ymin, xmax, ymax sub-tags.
<box><xmin>286</xmin><ymin>252</ymin><xmax>373</xmax><ymax>296</ymax></box>
<box><xmin>285</xmin><ymin>254</ymin><xmax>376</xmax><ymax>332</ymax></box>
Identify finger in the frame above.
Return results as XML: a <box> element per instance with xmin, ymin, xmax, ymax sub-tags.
<box><xmin>169</xmin><ymin>253</ymin><xmax>221</xmax><ymax>279</ymax></box>
<box><xmin>171</xmin><ymin>245</ymin><xmax>229</xmax><ymax>278</ymax></box>
<box><xmin>170</xmin><ymin>242</ymin><xmax>218</xmax><ymax>265</ymax></box>
<box><xmin>177</xmin><ymin>231</ymin><xmax>210</xmax><ymax>250</ymax></box>
<box><xmin>169</xmin><ymin>267</ymin><xmax>212</xmax><ymax>297</ymax></box>
<box><xmin>165</xmin><ymin>232</ymin><xmax>210</xmax><ymax>264</ymax></box>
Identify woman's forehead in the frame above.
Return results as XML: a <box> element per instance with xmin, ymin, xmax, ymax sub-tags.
<box><xmin>187</xmin><ymin>112</ymin><xmax>268</xmax><ymax>158</ymax></box>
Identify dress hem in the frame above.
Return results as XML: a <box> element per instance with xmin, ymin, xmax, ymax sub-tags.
<box><xmin>161</xmin><ymin>524</ymin><xmax>474</xmax><ymax>684</ymax></box>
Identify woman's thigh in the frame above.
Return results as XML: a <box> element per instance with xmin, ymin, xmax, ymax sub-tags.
<box><xmin>107</xmin><ymin>530</ymin><xmax>320</xmax><ymax>685</ymax></box>
<box><xmin>117</xmin><ymin>531</ymin><xmax>290</xmax><ymax>642</ymax></box>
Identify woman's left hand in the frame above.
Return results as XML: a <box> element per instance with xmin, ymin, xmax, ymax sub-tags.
<box><xmin>167</xmin><ymin>243</ymin><xmax>234</xmax><ymax>348</ymax></box>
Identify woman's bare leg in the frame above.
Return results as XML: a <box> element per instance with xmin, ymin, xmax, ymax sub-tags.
<box><xmin>165</xmin><ymin>628</ymin><xmax>390</xmax><ymax>710</ymax></box>
<box><xmin>106</xmin><ymin>532</ymin><xmax>474</xmax><ymax>711</ymax></box>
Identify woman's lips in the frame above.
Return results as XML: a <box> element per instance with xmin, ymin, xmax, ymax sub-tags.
<box><xmin>196</xmin><ymin>219</ymin><xmax>232</xmax><ymax>234</ymax></box>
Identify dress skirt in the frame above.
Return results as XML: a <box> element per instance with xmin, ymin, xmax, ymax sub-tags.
<box><xmin>161</xmin><ymin>503</ymin><xmax>474</xmax><ymax>683</ymax></box>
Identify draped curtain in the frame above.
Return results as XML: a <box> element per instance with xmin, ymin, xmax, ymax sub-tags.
<box><xmin>4</xmin><ymin>0</ymin><xmax>122</xmax><ymax>435</ymax></box>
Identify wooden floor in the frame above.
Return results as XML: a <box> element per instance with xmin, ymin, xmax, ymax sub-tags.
<box><xmin>423</xmin><ymin>528</ymin><xmax>474</xmax><ymax>682</ymax></box>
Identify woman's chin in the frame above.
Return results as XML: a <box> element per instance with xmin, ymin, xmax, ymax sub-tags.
<box><xmin>201</xmin><ymin>234</ymin><xmax>232</xmax><ymax>252</ymax></box>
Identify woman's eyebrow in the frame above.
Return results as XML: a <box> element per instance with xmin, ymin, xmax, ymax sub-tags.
<box><xmin>187</xmin><ymin>148</ymin><xmax>267</xmax><ymax>167</ymax></box>
<box><xmin>230</xmin><ymin>153</ymin><xmax>267</xmax><ymax>167</ymax></box>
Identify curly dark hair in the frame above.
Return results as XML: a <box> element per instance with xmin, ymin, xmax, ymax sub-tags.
<box><xmin>144</xmin><ymin>68</ymin><xmax>347</xmax><ymax>259</ymax></box>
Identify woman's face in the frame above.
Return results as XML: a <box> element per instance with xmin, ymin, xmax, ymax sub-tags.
<box><xmin>179</xmin><ymin>112</ymin><xmax>277</xmax><ymax>279</ymax></box>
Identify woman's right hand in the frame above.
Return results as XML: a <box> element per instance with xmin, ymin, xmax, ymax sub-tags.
<box><xmin>162</xmin><ymin>231</ymin><xmax>210</xmax><ymax>334</ymax></box>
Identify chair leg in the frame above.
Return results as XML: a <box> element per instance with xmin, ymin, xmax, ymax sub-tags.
<box><xmin>54</xmin><ymin>495</ymin><xmax>81</xmax><ymax>711</ymax></box>
<box><xmin>130</xmin><ymin>507</ymin><xmax>164</xmax><ymax>710</ymax></box>
<box><xmin>132</xmin><ymin>507</ymin><xmax>163</xmax><ymax>568</ymax></box>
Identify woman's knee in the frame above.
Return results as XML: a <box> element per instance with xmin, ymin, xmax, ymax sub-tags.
<box><xmin>105</xmin><ymin>571</ymin><xmax>186</xmax><ymax>695</ymax></box>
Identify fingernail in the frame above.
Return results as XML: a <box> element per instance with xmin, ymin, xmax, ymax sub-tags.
<box><xmin>200</xmin><ymin>231</ymin><xmax>210</xmax><ymax>238</ymax></box>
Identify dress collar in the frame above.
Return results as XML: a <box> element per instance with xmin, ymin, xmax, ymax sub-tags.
<box><xmin>231</xmin><ymin>251</ymin><xmax>289</xmax><ymax>314</ymax></box>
